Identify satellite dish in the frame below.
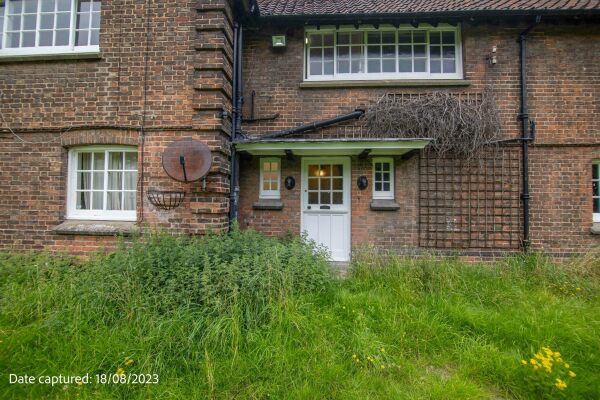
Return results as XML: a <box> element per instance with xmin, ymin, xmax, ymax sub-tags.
<box><xmin>162</xmin><ymin>138</ymin><xmax>212</xmax><ymax>182</ymax></box>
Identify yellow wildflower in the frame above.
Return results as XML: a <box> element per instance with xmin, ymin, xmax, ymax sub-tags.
<box><xmin>568</xmin><ymin>371</ymin><xmax>576</xmax><ymax>378</ymax></box>
<box><xmin>124</xmin><ymin>357</ymin><xmax>134</xmax><ymax>366</ymax></box>
<box><xmin>555</xmin><ymin>378</ymin><xmax>567</xmax><ymax>390</ymax></box>
<box><xmin>77</xmin><ymin>381</ymin><xmax>83</xmax><ymax>386</ymax></box>
<box><xmin>576</xmin><ymin>287</ymin><xmax>581</xmax><ymax>291</ymax></box>
<box><xmin>380</xmin><ymin>347</ymin><xmax>385</xmax><ymax>353</ymax></box>
<box><xmin>565</xmin><ymin>363</ymin><xmax>570</xmax><ymax>369</ymax></box>
<box><xmin>352</xmin><ymin>354</ymin><xmax>357</xmax><ymax>359</ymax></box>
<box><xmin>554</xmin><ymin>352</ymin><xmax>561</xmax><ymax>358</ymax></box>
<box><xmin>530</xmin><ymin>359</ymin><xmax>538</xmax><ymax>365</ymax></box>
<box><xmin>520</xmin><ymin>359</ymin><xmax>528</xmax><ymax>365</ymax></box>
<box><xmin>116</xmin><ymin>368</ymin><xmax>125</xmax><ymax>377</ymax></box>
<box><xmin>380</xmin><ymin>365</ymin><xmax>385</xmax><ymax>369</ymax></box>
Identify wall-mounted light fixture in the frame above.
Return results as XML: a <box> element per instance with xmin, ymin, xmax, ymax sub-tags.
<box><xmin>285</xmin><ymin>176</ymin><xmax>295</xmax><ymax>190</ymax></box>
<box><xmin>357</xmin><ymin>176</ymin><xmax>368</xmax><ymax>190</ymax></box>
<box><xmin>272</xmin><ymin>35</ymin><xmax>287</xmax><ymax>48</ymax></box>
<box><xmin>488</xmin><ymin>45</ymin><xmax>498</xmax><ymax>66</ymax></box>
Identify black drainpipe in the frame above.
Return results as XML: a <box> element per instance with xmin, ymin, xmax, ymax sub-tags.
<box><xmin>262</xmin><ymin>109</ymin><xmax>365</xmax><ymax>139</ymax></box>
<box><xmin>519</xmin><ymin>16</ymin><xmax>541</xmax><ymax>251</ymax></box>
<box><xmin>229</xmin><ymin>23</ymin><xmax>243</xmax><ymax>224</ymax></box>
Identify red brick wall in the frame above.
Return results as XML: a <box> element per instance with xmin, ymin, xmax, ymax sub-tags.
<box><xmin>238</xmin><ymin>19</ymin><xmax>600</xmax><ymax>255</ymax></box>
<box><xmin>0</xmin><ymin>0</ymin><xmax>234</xmax><ymax>254</ymax></box>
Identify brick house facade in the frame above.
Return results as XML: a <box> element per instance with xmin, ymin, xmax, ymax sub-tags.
<box><xmin>0</xmin><ymin>1</ymin><xmax>599</xmax><ymax>258</ymax></box>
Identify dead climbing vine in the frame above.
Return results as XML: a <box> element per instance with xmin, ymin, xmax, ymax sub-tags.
<box><xmin>364</xmin><ymin>90</ymin><xmax>501</xmax><ymax>160</ymax></box>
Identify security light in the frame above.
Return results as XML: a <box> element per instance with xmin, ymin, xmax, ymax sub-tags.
<box><xmin>272</xmin><ymin>35</ymin><xmax>287</xmax><ymax>48</ymax></box>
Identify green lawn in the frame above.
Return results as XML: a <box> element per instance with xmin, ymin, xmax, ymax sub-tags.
<box><xmin>0</xmin><ymin>234</ymin><xmax>599</xmax><ymax>399</ymax></box>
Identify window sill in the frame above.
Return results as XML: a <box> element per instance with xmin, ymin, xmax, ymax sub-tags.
<box><xmin>299</xmin><ymin>79</ymin><xmax>471</xmax><ymax>89</ymax></box>
<box><xmin>52</xmin><ymin>220</ymin><xmax>138</xmax><ymax>236</ymax></box>
<box><xmin>253</xmin><ymin>199</ymin><xmax>284</xmax><ymax>210</ymax></box>
<box><xmin>0</xmin><ymin>50</ymin><xmax>102</xmax><ymax>63</ymax></box>
<box><xmin>370</xmin><ymin>199</ymin><xmax>400</xmax><ymax>211</ymax></box>
<box><xmin>591</xmin><ymin>223</ymin><xmax>600</xmax><ymax>235</ymax></box>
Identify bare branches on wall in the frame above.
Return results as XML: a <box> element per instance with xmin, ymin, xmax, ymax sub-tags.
<box><xmin>364</xmin><ymin>91</ymin><xmax>501</xmax><ymax>159</ymax></box>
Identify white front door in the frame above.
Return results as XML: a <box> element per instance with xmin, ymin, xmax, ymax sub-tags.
<box><xmin>301</xmin><ymin>157</ymin><xmax>351</xmax><ymax>262</ymax></box>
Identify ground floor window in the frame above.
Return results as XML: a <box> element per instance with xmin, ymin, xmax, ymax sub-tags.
<box><xmin>259</xmin><ymin>158</ymin><xmax>280</xmax><ymax>199</ymax></box>
<box><xmin>67</xmin><ymin>146</ymin><xmax>137</xmax><ymax>221</ymax></box>
<box><xmin>593</xmin><ymin>163</ymin><xmax>599</xmax><ymax>222</ymax></box>
<box><xmin>372</xmin><ymin>157</ymin><xmax>394</xmax><ymax>200</ymax></box>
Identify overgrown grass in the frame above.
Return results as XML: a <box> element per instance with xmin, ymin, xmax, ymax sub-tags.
<box><xmin>0</xmin><ymin>232</ymin><xmax>599</xmax><ymax>399</ymax></box>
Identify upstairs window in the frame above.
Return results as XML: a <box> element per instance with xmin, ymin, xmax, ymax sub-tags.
<box><xmin>305</xmin><ymin>24</ymin><xmax>462</xmax><ymax>81</ymax></box>
<box><xmin>594</xmin><ymin>163</ymin><xmax>599</xmax><ymax>222</ymax></box>
<box><xmin>0</xmin><ymin>0</ymin><xmax>101</xmax><ymax>56</ymax></box>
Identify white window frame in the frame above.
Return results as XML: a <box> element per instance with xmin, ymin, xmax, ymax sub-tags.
<box><xmin>67</xmin><ymin>146</ymin><xmax>137</xmax><ymax>221</ymax></box>
<box><xmin>594</xmin><ymin>162</ymin><xmax>600</xmax><ymax>223</ymax></box>
<box><xmin>259</xmin><ymin>157</ymin><xmax>281</xmax><ymax>199</ymax></box>
<box><xmin>0</xmin><ymin>0</ymin><xmax>100</xmax><ymax>58</ymax></box>
<box><xmin>304</xmin><ymin>23</ymin><xmax>463</xmax><ymax>81</ymax></box>
<box><xmin>372</xmin><ymin>157</ymin><xmax>394</xmax><ymax>200</ymax></box>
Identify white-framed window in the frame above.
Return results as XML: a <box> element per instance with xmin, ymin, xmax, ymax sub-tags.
<box><xmin>373</xmin><ymin>157</ymin><xmax>394</xmax><ymax>200</ymax></box>
<box><xmin>259</xmin><ymin>158</ymin><xmax>281</xmax><ymax>199</ymax></box>
<box><xmin>0</xmin><ymin>0</ymin><xmax>101</xmax><ymax>57</ymax></box>
<box><xmin>304</xmin><ymin>24</ymin><xmax>462</xmax><ymax>81</ymax></box>
<box><xmin>593</xmin><ymin>163</ymin><xmax>599</xmax><ymax>222</ymax></box>
<box><xmin>67</xmin><ymin>146</ymin><xmax>137</xmax><ymax>221</ymax></box>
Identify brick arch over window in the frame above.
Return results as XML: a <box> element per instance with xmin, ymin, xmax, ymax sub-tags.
<box><xmin>61</xmin><ymin>129</ymin><xmax>140</xmax><ymax>148</ymax></box>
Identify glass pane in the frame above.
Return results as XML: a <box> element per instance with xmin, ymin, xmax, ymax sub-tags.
<box><xmin>77</xmin><ymin>12</ymin><xmax>90</xmax><ymax>30</ymax></box>
<box><xmin>23</xmin><ymin>14</ymin><xmax>36</xmax><ymax>30</ymax></box>
<box><xmin>42</xmin><ymin>0</ymin><xmax>56</xmax><ymax>12</ymax></box>
<box><xmin>91</xmin><ymin>12</ymin><xmax>100</xmax><ymax>29</ymax></box>
<box><xmin>56</xmin><ymin>12</ymin><xmax>71</xmax><ymax>29</ymax></box>
<box><xmin>8</xmin><ymin>16</ymin><xmax>21</xmax><ymax>31</ymax></box>
<box><xmin>107</xmin><ymin>192</ymin><xmax>122</xmax><ymax>210</ymax></box>
<box><xmin>55</xmin><ymin>29</ymin><xmax>69</xmax><ymax>45</ymax></box>
<box><xmin>430</xmin><ymin>60</ymin><xmax>441</xmax><ymax>74</ymax></box>
<box><xmin>337</xmin><ymin>46</ymin><xmax>349</xmax><ymax>58</ymax></box>
<box><xmin>308</xmin><ymin>178</ymin><xmax>318</xmax><ymax>190</ymax></box>
<box><xmin>398</xmin><ymin>45</ymin><xmax>411</xmax><ymax>57</ymax></box>
<box><xmin>398</xmin><ymin>32</ymin><xmax>411</xmax><ymax>43</ymax></box>
<box><xmin>124</xmin><ymin>172</ymin><xmax>137</xmax><ymax>190</ymax></box>
<box><xmin>443</xmin><ymin>59</ymin><xmax>456</xmax><ymax>73</ymax></box>
<box><xmin>91</xmin><ymin>1</ymin><xmax>100</xmax><ymax>12</ymax></box>
<box><xmin>263</xmin><ymin>181</ymin><xmax>270</xmax><ymax>191</ymax></box>
<box><xmin>324</xmin><ymin>47</ymin><xmax>334</xmax><ymax>62</ymax></box>
<box><xmin>39</xmin><ymin>30</ymin><xmax>53</xmax><ymax>46</ymax></box>
<box><xmin>108</xmin><ymin>172</ymin><xmax>122</xmax><ymax>190</ymax></box>
<box><xmin>324</xmin><ymin>61</ymin><xmax>334</xmax><ymax>75</ymax></box>
<box><xmin>337</xmin><ymin>32</ymin><xmax>349</xmax><ymax>45</ymax></box>
<box><xmin>92</xmin><ymin>172</ymin><xmax>104</xmax><ymax>190</ymax></box>
<box><xmin>350</xmin><ymin>45</ymin><xmax>363</xmax><ymax>58</ymax></box>
<box><xmin>367</xmin><ymin>32</ymin><xmax>379</xmax><ymax>44</ymax></box>
<box><xmin>332</xmin><ymin>178</ymin><xmax>343</xmax><ymax>190</ymax></box>
<box><xmin>375</xmin><ymin>172</ymin><xmax>382</xmax><ymax>181</ymax></box>
<box><xmin>382</xmin><ymin>59</ymin><xmax>395</xmax><ymax>73</ymax></box>
<box><xmin>430</xmin><ymin>32</ymin><xmax>441</xmax><ymax>45</ymax></box>
<box><xmin>93</xmin><ymin>152</ymin><xmax>105</xmax><ymax>170</ymax></box>
<box><xmin>413</xmin><ymin>31</ymin><xmax>426</xmax><ymax>43</ymax></box>
<box><xmin>320</xmin><ymin>192</ymin><xmax>330</xmax><ymax>204</ymax></box>
<box><xmin>78</xmin><ymin>153</ymin><xmax>92</xmax><ymax>170</ymax></box>
<box><xmin>309</xmin><ymin>62</ymin><xmax>321</xmax><ymax>76</ymax></box>
<box><xmin>308</xmin><ymin>192</ymin><xmax>318</xmax><ymax>205</ymax></box>
<box><xmin>368</xmin><ymin>60</ymin><xmax>380</xmax><ymax>73</ymax></box>
<box><xmin>593</xmin><ymin>182</ymin><xmax>599</xmax><ymax>197</ymax></box>
<box><xmin>381</xmin><ymin>162</ymin><xmax>390</xmax><ymax>172</ymax></box>
<box><xmin>332</xmin><ymin>192</ymin><xmax>343</xmax><ymax>204</ymax></box>
<box><xmin>76</xmin><ymin>191</ymin><xmax>91</xmax><ymax>210</ymax></box>
<box><xmin>310</xmin><ymin>34</ymin><xmax>322</xmax><ymax>46</ymax></box>
<box><xmin>442</xmin><ymin>31</ymin><xmax>455</xmax><ymax>45</ymax></box>
<box><xmin>309</xmin><ymin>48</ymin><xmax>321</xmax><ymax>61</ymax></box>
<box><xmin>109</xmin><ymin>152</ymin><xmax>123</xmax><ymax>169</ymax></box>
<box><xmin>443</xmin><ymin>46</ymin><xmax>456</xmax><ymax>58</ymax></box>
<box><xmin>367</xmin><ymin>45</ymin><xmax>379</xmax><ymax>58</ymax></box>
<box><xmin>351</xmin><ymin>32</ymin><xmax>362</xmax><ymax>44</ymax></box>
<box><xmin>22</xmin><ymin>31</ymin><xmax>35</xmax><ymax>47</ymax></box>
<box><xmin>92</xmin><ymin>191</ymin><xmax>103</xmax><ymax>210</ymax></box>
<box><xmin>77</xmin><ymin>172</ymin><xmax>91</xmax><ymax>190</ymax></box>
<box><xmin>383</xmin><ymin>173</ymin><xmax>390</xmax><ymax>181</ymax></box>
<box><xmin>375</xmin><ymin>182</ymin><xmax>382</xmax><ymax>191</ymax></box>
<box><xmin>382</xmin><ymin>32</ymin><xmax>395</xmax><ymax>44</ymax></box>
<box><xmin>7</xmin><ymin>32</ymin><xmax>20</xmax><ymax>48</ymax></box>
<box><xmin>76</xmin><ymin>30</ymin><xmax>89</xmax><ymax>46</ymax></box>
<box><xmin>90</xmin><ymin>29</ymin><xmax>99</xmax><ymax>45</ymax></box>
<box><xmin>57</xmin><ymin>0</ymin><xmax>71</xmax><ymax>12</ymax></box>
<box><xmin>124</xmin><ymin>152</ymin><xmax>137</xmax><ymax>170</ymax></box>
<box><xmin>338</xmin><ymin>60</ymin><xmax>349</xmax><ymax>74</ymax></box>
<box><xmin>351</xmin><ymin>60</ymin><xmax>363</xmax><ymax>73</ymax></box>
<box><xmin>308</xmin><ymin>165</ymin><xmax>319</xmax><ymax>177</ymax></box>
<box><xmin>595</xmin><ymin>198</ymin><xmax>600</xmax><ymax>213</ymax></box>
<box><xmin>323</xmin><ymin>33</ymin><xmax>334</xmax><ymax>46</ymax></box>
<box><xmin>78</xmin><ymin>0</ymin><xmax>92</xmax><ymax>12</ymax></box>
<box><xmin>399</xmin><ymin>59</ymin><xmax>412</xmax><ymax>72</ymax></box>
<box><xmin>331</xmin><ymin>165</ymin><xmax>343</xmax><ymax>176</ymax></box>
<box><xmin>383</xmin><ymin>183</ymin><xmax>391</xmax><ymax>191</ymax></box>
<box><xmin>414</xmin><ymin>58</ymin><xmax>426</xmax><ymax>72</ymax></box>
<box><xmin>382</xmin><ymin>45</ymin><xmax>395</xmax><ymax>58</ymax></box>
<box><xmin>593</xmin><ymin>165</ymin><xmax>599</xmax><ymax>180</ymax></box>
<box><xmin>321</xmin><ymin>165</ymin><xmax>331</xmax><ymax>177</ymax></box>
<box><xmin>123</xmin><ymin>192</ymin><xmax>136</xmax><ymax>211</ymax></box>
<box><xmin>320</xmin><ymin>178</ymin><xmax>331</xmax><ymax>190</ymax></box>
<box><xmin>8</xmin><ymin>0</ymin><xmax>23</xmax><ymax>14</ymax></box>
<box><xmin>414</xmin><ymin>45</ymin><xmax>426</xmax><ymax>58</ymax></box>
<box><xmin>40</xmin><ymin>14</ymin><xmax>54</xmax><ymax>29</ymax></box>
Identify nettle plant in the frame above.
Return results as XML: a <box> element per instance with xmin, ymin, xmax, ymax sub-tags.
<box><xmin>521</xmin><ymin>346</ymin><xmax>577</xmax><ymax>398</ymax></box>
